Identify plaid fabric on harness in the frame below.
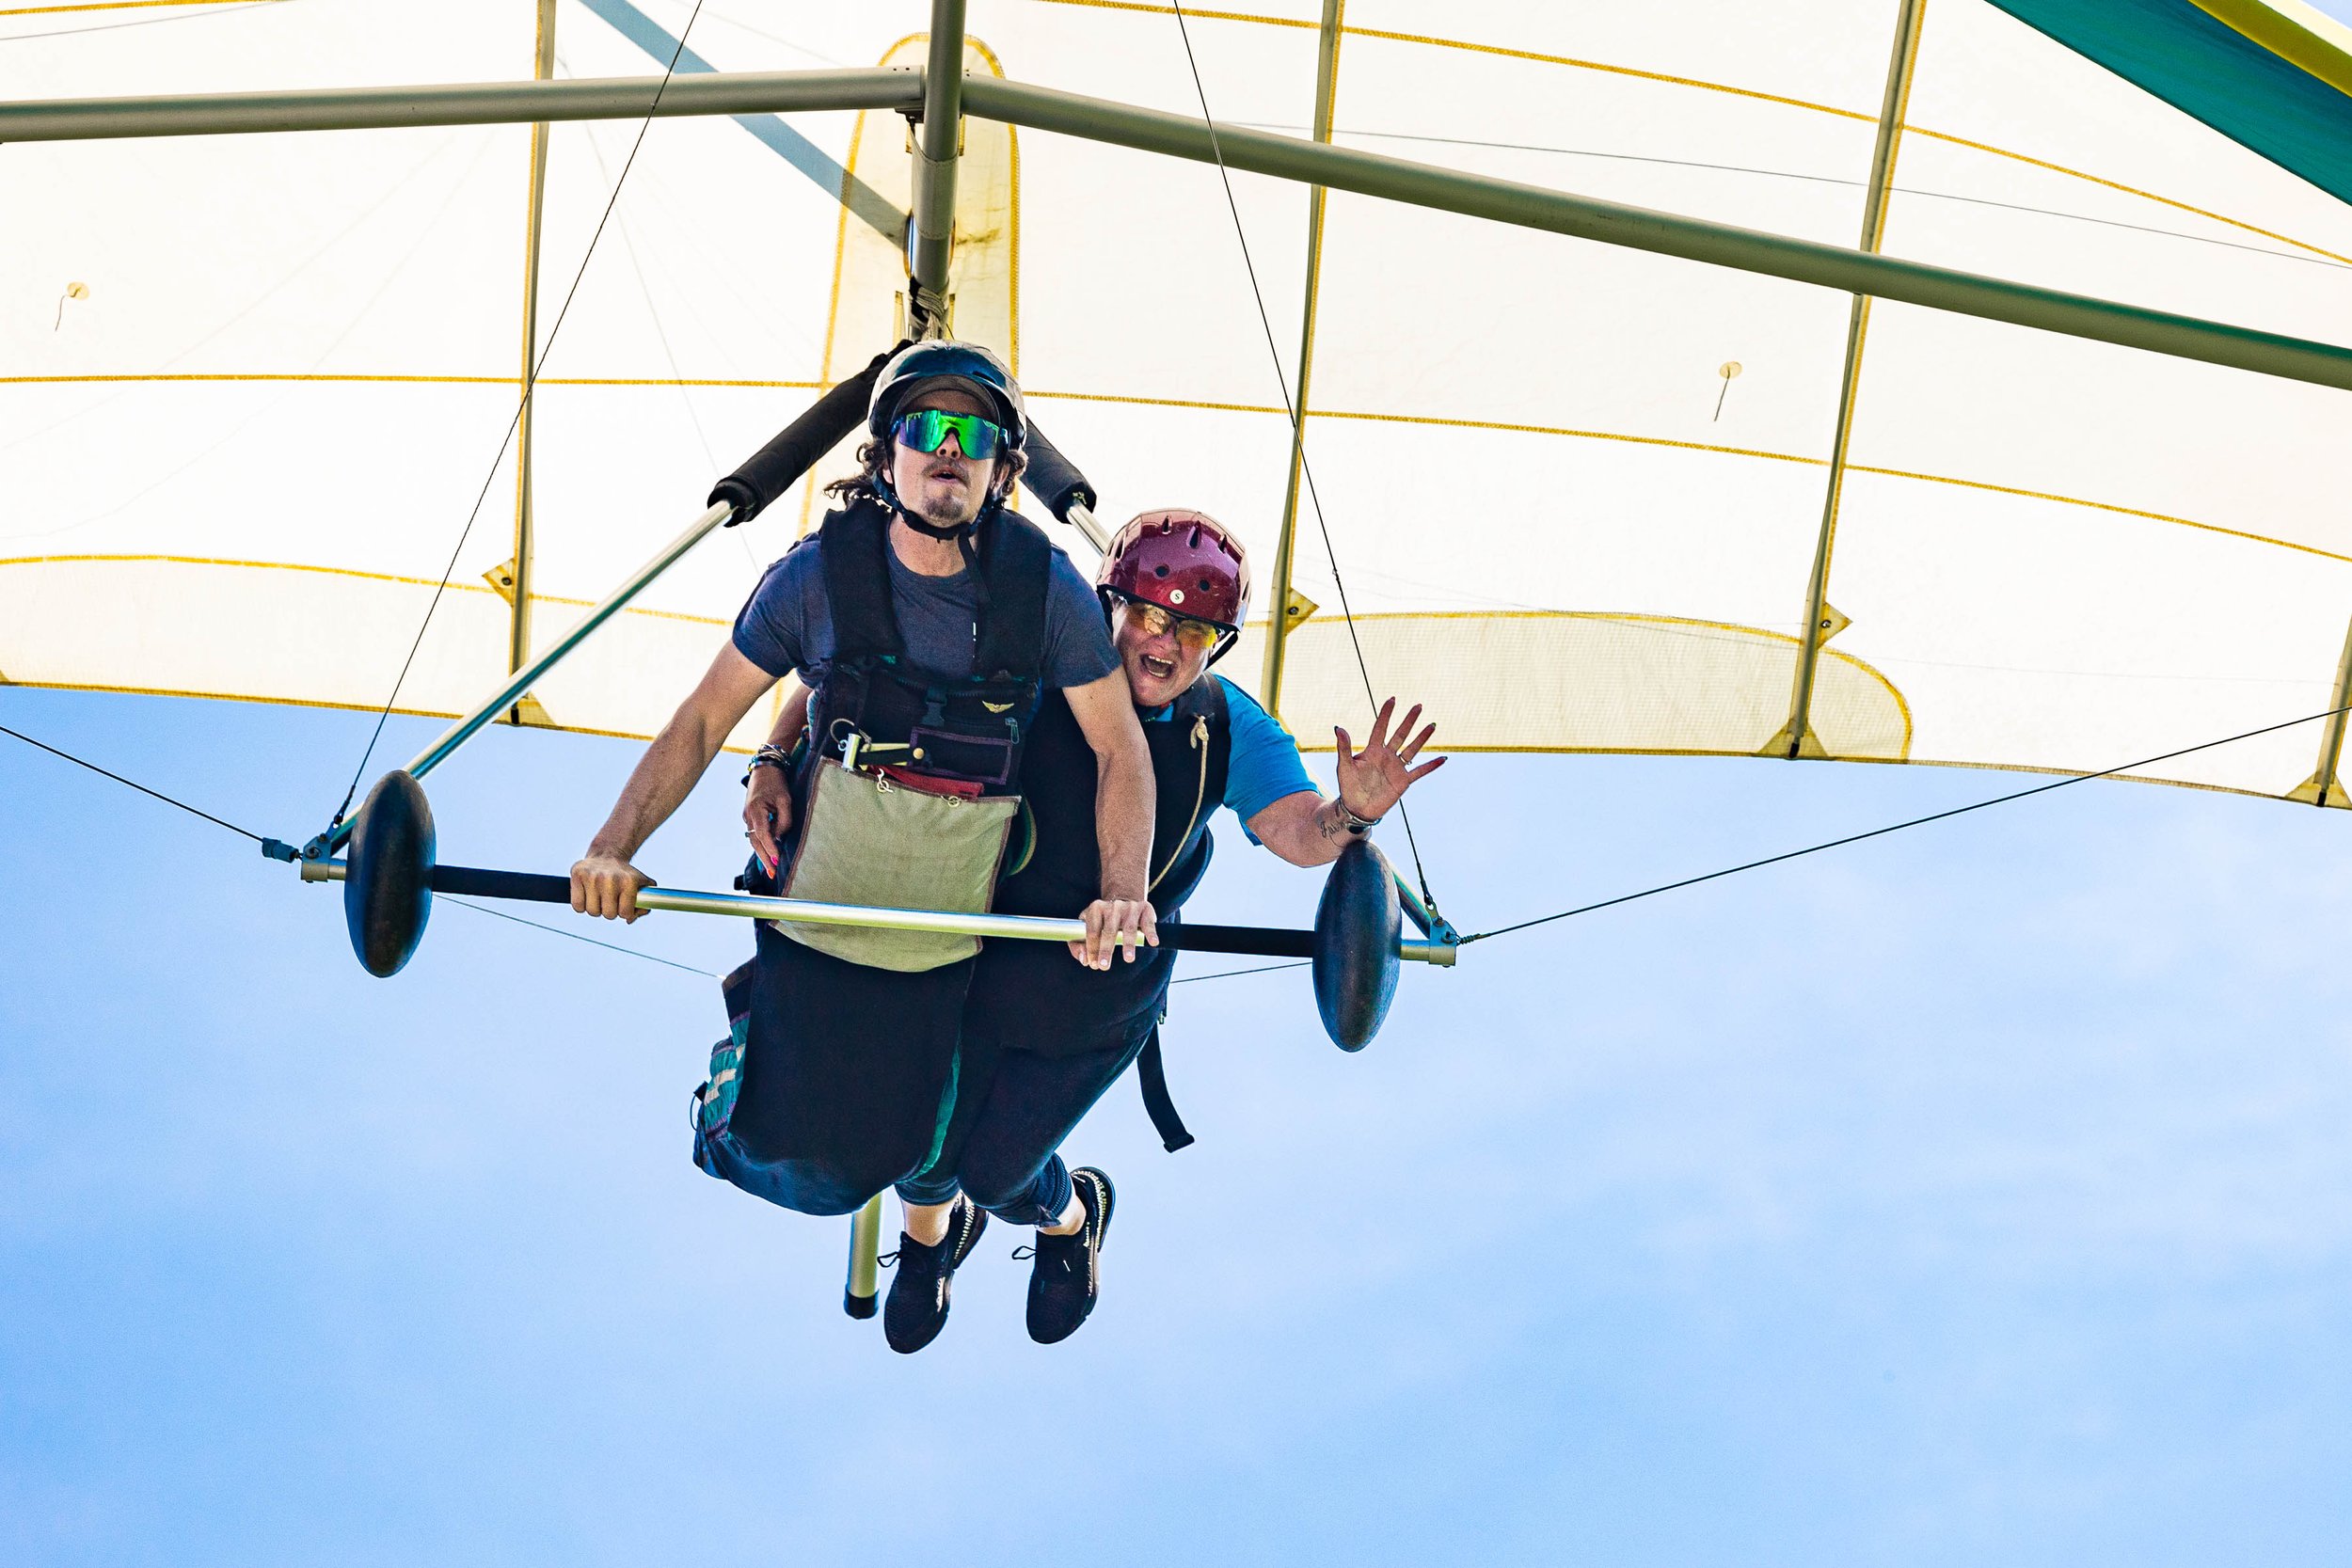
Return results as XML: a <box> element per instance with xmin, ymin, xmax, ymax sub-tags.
<box><xmin>691</xmin><ymin>961</ymin><xmax>757</xmax><ymax>1165</ymax></box>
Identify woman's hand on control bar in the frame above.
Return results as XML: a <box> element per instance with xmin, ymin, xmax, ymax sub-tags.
<box><xmin>743</xmin><ymin>768</ymin><xmax>793</xmax><ymax>875</ymax></box>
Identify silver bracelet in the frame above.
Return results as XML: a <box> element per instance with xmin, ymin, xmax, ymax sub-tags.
<box><xmin>1333</xmin><ymin>798</ymin><xmax>1382</xmax><ymax>834</ymax></box>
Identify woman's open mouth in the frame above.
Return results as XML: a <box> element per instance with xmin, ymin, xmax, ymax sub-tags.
<box><xmin>1139</xmin><ymin>653</ymin><xmax>1177</xmax><ymax>679</ymax></box>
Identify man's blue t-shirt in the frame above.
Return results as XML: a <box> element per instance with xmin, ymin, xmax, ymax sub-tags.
<box><xmin>731</xmin><ymin>529</ymin><xmax>1118</xmax><ymax>690</ymax></box>
<box><xmin>1144</xmin><ymin>673</ymin><xmax>1316</xmax><ymax>837</ymax></box>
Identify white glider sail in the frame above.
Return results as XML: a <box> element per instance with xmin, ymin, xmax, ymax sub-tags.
<box><xmin>6</xmin><ymin>0</ymin><xmax>2352</xmax><ymax>803</ymax></box>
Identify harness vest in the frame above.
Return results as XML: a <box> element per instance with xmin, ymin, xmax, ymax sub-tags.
<box><xmin>969</xmin><ymin>676</ymin><xmax>1234</xmax><ymax>1151</ymax></box>
<box><xmin>994</xmin><ymin>674</ymin><xmax>1232</xmax><ymax>922</ymax></box>
<box><xmin>807</xmin><ymin>497</ymin><xmax>1054</xmax><ymax>793</ymax></box>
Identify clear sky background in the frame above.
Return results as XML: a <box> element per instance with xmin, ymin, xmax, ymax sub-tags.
<box><xmin>11</xmin><ymin>9</ymin><xmax>2352</xmax><ymax>1564</ymax></box>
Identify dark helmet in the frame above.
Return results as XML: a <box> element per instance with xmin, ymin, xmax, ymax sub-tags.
<box><xmin>1099</xmin><ymin>510</ymin><xmax>1251</xmax><ymax>664</ymax></box>
<box><xmin>867</xmin><ymin>340</ymin><xmax>1025</xmax><ymax>450</ymax></box>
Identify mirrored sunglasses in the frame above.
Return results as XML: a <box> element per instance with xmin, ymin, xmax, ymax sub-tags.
<box><xmin>892</xmin><ymin>408</ymin><xmax>1007</xmax><ymax>461</ymax></box>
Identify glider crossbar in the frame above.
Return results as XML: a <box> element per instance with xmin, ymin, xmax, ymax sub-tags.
<box><xmin>296</xmin><ymin>856</ymin><xmax>1460</xmax><ymax>964</ymax></box>
<box><xmin>9</xmin><ymin>68</ymin><xmax>2350</xmax><ymax>390</ymax></box>
<box><xmin>956</xmin><ymin>75</ymin><xmax>2352</xmax><ymax>394</ymax></box>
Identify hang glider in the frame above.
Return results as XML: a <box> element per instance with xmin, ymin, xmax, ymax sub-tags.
<box><xmin>11</xmin><ymin>0</ymin><xmax>2352</xmax><ymax>1322</ymax></box>
<box><xmin>8</xmin><ymin>0</ymin><xmax>2352</xmax><ymax>808</ymax></box>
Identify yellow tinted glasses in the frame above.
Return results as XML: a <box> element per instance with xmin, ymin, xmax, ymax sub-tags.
<box><xmin>1117</xmin><ymin>597</ymin><xmax>1222</xmax><ymax>652</ymax></box>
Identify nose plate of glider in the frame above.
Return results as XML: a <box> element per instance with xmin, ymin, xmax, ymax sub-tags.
<box><xmin>1313</xmin><ymin>839</ymin><xmax>1402</xmax><ymax>1051</ymax></box>
<box><xmin>342</xmin><ymin>770</ymin><xmax>436</xmax><ymax>977</ymax></box>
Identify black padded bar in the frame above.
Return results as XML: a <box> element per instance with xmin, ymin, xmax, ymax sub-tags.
<box><xmin>1021</xmin><ymin>420</ymin><xmax>1097</xmax><ymax>525</ymax></box>
<box><xmin>431</xmin><ymin>865</ymin><xmax>572</xmax><ymax>902</ymax></box>
<box><xmin>1165</xmin><ymin>923</ymin><xmax>1314</xmax><ymax>958</ymax></box>
<box><xmin>707</xmin><ymin>342</ymin><xmax>902</xmax><ymax>525</ymax></box>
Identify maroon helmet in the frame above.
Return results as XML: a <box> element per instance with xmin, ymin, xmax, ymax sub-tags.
<box><xmin>1098</xmin><ymin>510</ymin><xmax>1251</xmax><ymax>638</ymax></box>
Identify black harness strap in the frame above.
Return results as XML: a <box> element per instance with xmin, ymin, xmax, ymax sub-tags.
<box><xmin>1136</xmin><ymin>1030</ymin><xmax>1195</xmax><ymax>1152</ymax></box>
<box><xmin>818</xmin><ymin>500</ymin><xmax>906</xmax><ymax>660</ymax></box>
<box><xmin>808</xmin><ymin>499</ymin><xmax>1057</xmax><ymax>789</ymax></box>
<box><xmin>974</xmin><ymin>507</ymin><xmax>1052</xmax><ymax>677</ymax></box>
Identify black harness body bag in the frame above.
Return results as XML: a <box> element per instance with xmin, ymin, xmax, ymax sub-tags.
<box><xmin>723</xmin><ymin>502</ymin><xmax>1057</xmax><ymax>1195</ymax></box>
<box><xmin>942</xmin><ymin>680</ymin><xmax>1232</xmax><ymax>1155</ymax></box>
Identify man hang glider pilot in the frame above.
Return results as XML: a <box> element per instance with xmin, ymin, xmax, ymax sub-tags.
<box><xmin>569</xmin><ymin>341</ymin><xmax>1442</xmax><ymax>1349</ymax></box>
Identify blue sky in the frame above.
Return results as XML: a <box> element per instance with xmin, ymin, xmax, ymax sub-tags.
<box><xmin>13</xmin><ymin>4</ymin><xmax>2352</xmax><ymax>1560</ymax></box>
<box><xmin>8</xmin><ymin>677</ymin><xmax>2352</xmax><ymax>1564</ymax></box>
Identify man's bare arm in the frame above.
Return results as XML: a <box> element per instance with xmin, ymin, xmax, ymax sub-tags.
<box><xmin>572</xmin><ymin>643</ymin><xmax>777</xmax><ymax>921</ymax></box>
<box><xmin>1062</xmin><ymin>668</ymin><xmax>1158</xmax><ymax>968</ymax></box>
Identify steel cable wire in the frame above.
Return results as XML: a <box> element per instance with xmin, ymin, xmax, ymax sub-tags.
<box><xmin>1167</xmin><ymin>0</ymin><xmax>1444</xmax><ymax>919</ymax></box>
<box><xmin>1464</xmin><ymin>700</ymin><xmax>2352</xmax><ymax>944</ymax></box>
<box><xmin>332</xmin><ymin>0</ymin><xmax>715</xmax><ymax>830</ymax></box>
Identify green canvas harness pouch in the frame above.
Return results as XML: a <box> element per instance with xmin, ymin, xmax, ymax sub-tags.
<box><xmin>774</xmin><ymin>757</ymin><xmax>1019</xmax><ymax>973</ymax></box>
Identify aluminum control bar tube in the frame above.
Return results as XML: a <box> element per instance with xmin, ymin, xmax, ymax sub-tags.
<box><xmin>296</xmin><ymin>857</ymin><xmax>1460</xmax><ymax>964</ymax></box>
<box><xmin>11</xmin><ymin>69</ymin><xmax>2352</xmax><ymax>392</ymax></box>
<box><xmin>314</xmin><ymin>499</ymin><xmax>736</xmax><ymax>857</ymax></box>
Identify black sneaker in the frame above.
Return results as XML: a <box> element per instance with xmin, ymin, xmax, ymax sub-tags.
<box><xmin>882</xmin><ymin>1196</ymin><xmax>987</xmax><ymax>1355</ymax></box>
<box><xmin>1024</xmin><ymin>1166</ymin><xmax>1115</xmax><ymax>1345</ymax></box>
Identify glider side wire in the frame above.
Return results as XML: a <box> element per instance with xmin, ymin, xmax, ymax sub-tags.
<box><xmin>439</xmin><ymin>894</ymin><xmax>719</xmax><ymax>977</ymax></box>
<box><xmin>0</xmin><ymin>720</ymin><xmax>266</xmax><ymax>844</ymax></box>
<box><xmin>1166</xmin><ymin>0</ymin><xmax>1443</xmax><ymax>920</ymax></box>
<box><xmin>331</xmin><ymin>0</ymin><xmax>713</xmax><ymax>831</ymax></box>
<box><xmin>0</xmin><ymin>718</ymin><xmax>713</xmax><ymax>979</ymax></box>
<box><xmin>1171</xmin><ymin>959</ymin><xmax>1309</xmax><ymax>986</ymax></box>
<box><xmin>1464</xmin><ymin>700</ymin><xmax>2352</xmax><ymax>945</ymax></box>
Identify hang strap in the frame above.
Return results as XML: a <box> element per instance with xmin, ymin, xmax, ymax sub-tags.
<box><xmin>1136</xmin><ymin>1029</ymin><xmax>1194</xmax><ymax>1153</ymax></box>
<box><xmin>818</xmin><ymin>500</ymin><xmax>904</xmax><ymax>662</ymax></box>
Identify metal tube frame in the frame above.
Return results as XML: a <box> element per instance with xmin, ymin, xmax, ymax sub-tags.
<box><xmin>10</xmin><ymin>68</ymin><xmax>2352</xmax><ymax>390</ymax></box>
<box><xmin>507</xmin><ymin>0</ymin><xmax>561</xmax><ymax>713</ymax></box>
<box><xmin>0</xmin><ymin>69</ymin><xmax>917</xmax><ymax>141</ymax></box>
<box><xmin>2292</xmin><ymin>610</ymin><xmax>2352</xmax><ymax>807</ymax></box>
<box><xmin>846</xmin><ymin>1196</ymin><xmax>883</xmax><ymax>1316</ymax></box>
<box><xmin>310</xmin><ymin>499</ymin><xmax>735</xmax><ymax>857</ymax></box>
<box><xmin>295</xmin><ymin>856</ymin><xmax>1461</xmax><ymax>964</ymax></box>
<box><xmin>1061</xmin><ymin>499</ymin><xmax>1111</xmax><ymax>555</ymax></box>
<box><xmin>1771</xmin><ymin>0</ymin><xmax>1927</xmax><ymax>762</ymax></box>
<box><xmin>954</xmin><ymin>74</ymin><xmax>2352</xmax><ymax>393</ymax></box>
<box><xmin>1258</xmin><ymin>0</ymin><xmax>1347</xmax><ymax>723</ymax></box>
<box><xmin>909</xmin><ymin>0</ymin><xmax>967</xmax><ymax>325</ymax></box>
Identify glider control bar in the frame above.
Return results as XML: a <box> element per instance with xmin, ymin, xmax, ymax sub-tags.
<box><xmin>299</xmin><ymin>853</ymin><xmax>1455</xmax><ymax>964</ymax></box>
<box><xmin>314</xmin><ymin>770</ymin><xmax>1451</xmax><ymax>1051</ymax></box>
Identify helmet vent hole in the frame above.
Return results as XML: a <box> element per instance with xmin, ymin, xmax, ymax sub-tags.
<box><xmin>1153</xmin><ymin>564</ymin><xmax>1169</xmax><ymax>577</ymax></box>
